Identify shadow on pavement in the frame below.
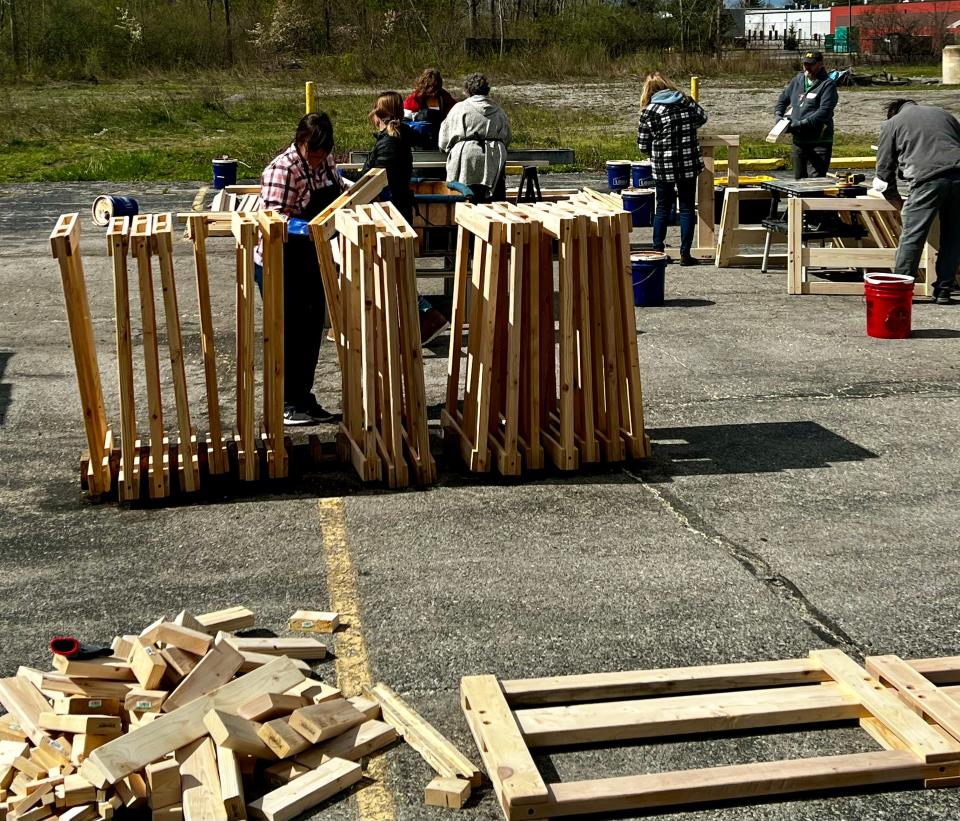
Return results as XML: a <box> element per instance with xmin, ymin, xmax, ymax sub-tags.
<box><xmin>0</xmin><ymin>351</ymin><xmax>11</xmax><ymax>427</ymax></box>
<box><xmin>909</xmin><ymin>328</ymin><xmax>960</xmax><ymax>339</ymax></box>
<box><xmin>643</xmin><ymin>421</ymin><xmax>878</xmax><ymax>481</ymax></box>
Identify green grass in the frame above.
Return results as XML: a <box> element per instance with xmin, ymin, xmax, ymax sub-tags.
<box><xmin>0</xmin><ymin>72</ymin><xmax>931</xmax><ymax>181</ymax></box>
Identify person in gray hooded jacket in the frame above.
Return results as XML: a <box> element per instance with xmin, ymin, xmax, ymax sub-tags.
<box><xmin>775</xmin><ymin>51</ymin><xmax>838</xmax><ymax>179</ymax></box>
<box><xmin>439</xmin><ymin>73</ymin><xmax>512</xmax><ymax>203</ymax></box>
<box><xmin>876</xmin><ymin>99</ymin><xmax>960</xmax><ymax>304</ymax></box>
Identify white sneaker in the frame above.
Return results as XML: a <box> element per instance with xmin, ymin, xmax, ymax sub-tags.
<box><xmin>283</xmin><ymin>407</ymin><xmax>313</xmax><ymax>426</ymax></box>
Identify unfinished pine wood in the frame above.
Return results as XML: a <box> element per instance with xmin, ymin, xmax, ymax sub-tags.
<box><xmin>146</xmin><ymin>758</ymin><xmax>181</xmax><ymax>810</ymax></box>
<box><xmin>287</xmin><ymin>611</ymin><xmax>339</xmax><ymax>634</ymax></box>
<box><xmin>146</xmin><ymin>623</ymin><xmax>212</xmax><ymax>657</ymax></box>
<box><xmin>247</xmin><ymin>757</ymin><xmax>361</xmax><ymax>821</ymax></box>
<box><xmin>185</xmin><ymin>215</ymin><xmax>228</xmax><ymax>475</ymax></box>
<box><xmin>196</xmin><ymin>607</ymin><xmax>255</xmax><ymax>634</ymax></box>
<box><xmin>287</xmin><ymin>700</ymin><xmax>366</xmax><ymax>744</ymax></box>
<box><xmin>125</xmin><ymin>689</ymin><xmax>167</xmax><ymax>713</ymax></box>
<box><xmin>51</xmin><ymin>655</ymin><xmax>133</xmax><ymax>682</ymax></box>
<box><xmin>232</xmin><ymin>212</ymin><xmax>259</xmax><ymax>481</ymax></box>
<box><xmin>0</xmin><ymin>678</ymin><xmax>53</xmax><ymax>747</ymax></box>
<box><xmin>215</xmin><ymin>745</ymin><xmax>245</xmax><ymax>821</ymax></box>
<box><xmin>128</xmin><ymin>639</ymin><xmax>167</xmax><ymax>690</ymax></box>
<box><xmin>130</xmin><ymin>214</ymin><xmax>169</xmax><ymax>498</ymax></box>
<box><xmin>256</xmin><ymin>210</ymin><xmax>288</xmax><ymax>479</ymax></box>
<box><xmin>237</xmin><ymin>693</ymin><xmax>308</xmax><ymax>723</ymax></box>
<box><xmin>256</xmin><ymin>718</ymin><xmax>311</xmax><ymax>759</ymax></box>
<box><xmin>332</xmin><ymin>203</ymin><xmax>435</xmax><ymax>487</ymax></box>
<box><xmin>203</xmin><ymin>710</ymin><xmax>272</xmax><ymax>758</ymax></box>
<box><xmin>37</xmin><ymin>713</ymin><xmax>121</xmax><ymax>736</ymax></box>
<box><xmin>49</xmin><ymin>213</ymin><xmax>112</xmax><ymax>495</ymax></box>
<box><xmin>811</xmin><ymin>649</ymin><xmax>960</xmax><ymax>763</ymax></box>
<box><xmin>501</xmin><ymin>657</ymin><xmax>828</xmax><ymax>705</ymax></box>
<box><xmin>53</xmin><ymin>696</ymin><xmax>121</xmax><ymax>716</ymax></box>
<box><xmin>83</xmin><ymin>657</ymin><xmax>305</xmax><ymax>787</ymax></box>
<box><xmin>787</xmin><ymin>196</ymin><xmax>935</xmax><ymax>297</ymax></box>
<box><xmin>460</xmin><ymin>675</ymin><xmax>547</xmax><ymax>810</ymax></box>
<box><xmin>425</xmin><ymin>776</ymin><xmax>472</xmax><ymax>809</ymax></box>
<box><xmin>535</xmin><ymin>751</ymin><xmax>948</xmax><ymax>820</ymax></box>
<box><xmin>176</xmin><ymin>737</ymin><xmax>227</xmax><ymax>821</ymax></box>
<box><xmin>106</xmin><ymin>216</ymin><xmax>140</xmax><ymax>501</ymax></box>
<box><xmin>163</xmin><ymin>639</ymin><xmax>244</xmax><ymax>713</ymax></box>
<box><xmin>293</xmin><ymin>719</ymin><xmax>397</xmax><ymax>769</ymax></box>
<box><xmin>153</xmin><ymin>213</ymin><xmax>200</xmax><ymax>492</ymax></box>
<box><xmin>516</xmin><ymin>683</ymin><xmax>863</xmax><ymax>747</ymax></box>
<box><xmin>370</xmin><ymin>683</ymin><xmax>481</xmax><ymax>786</ymax></box>
<box><xmin>867</xmin><ymin>655</ymin><xmax>960</xmax><ymax>743</ymax></box>
<box><xmin>224</xmin><ymin>637</ymin><xmax>326</xmax><ymax>660</ymax></box>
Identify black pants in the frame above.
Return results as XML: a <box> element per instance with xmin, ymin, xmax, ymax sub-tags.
<box><xmin>283</xmin><ymin>236</ymin><xmax>325</xmax><ymax>410</ymax></box>
<box><xmin>470</xmin><ymin>170</ymin><xmax>508</xmax><ymax>204</ymax></box>
<box><xmin>792</xmin><ymin>143</ymin><xmax>832</xmax><ymax>179</ymax></box>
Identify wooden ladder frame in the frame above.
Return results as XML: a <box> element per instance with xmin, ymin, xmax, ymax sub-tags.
<box><xmin>462</xmin><ymin>650</ymin><xmax>960</xmax><ymax>820</ymax></box>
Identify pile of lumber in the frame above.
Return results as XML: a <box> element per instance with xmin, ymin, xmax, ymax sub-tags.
<box><xmin>309</xmin><ymin>172</ymin><xmax>436</xmax><ymax>488</ymax></box>
<box><xmin>443</xmin><ymin>199</ymin><xmax>650</xmax><ymax>476</ymax></box>
<box><xmin>0</xmin><ymin>605</ymin><xmax>481</xmax><ymax>820</ymax></box>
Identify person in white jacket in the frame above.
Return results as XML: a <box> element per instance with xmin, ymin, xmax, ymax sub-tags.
<box><xmin>438</xmin><ymin>73</ymin><xmax>512</xmax><ymax>202</ymax></box>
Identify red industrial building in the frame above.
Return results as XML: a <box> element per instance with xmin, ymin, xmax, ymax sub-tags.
<box><xmin>831</xmin><ymin>0</ymin><xmax>960</xmax><ymax>54</ymax></box>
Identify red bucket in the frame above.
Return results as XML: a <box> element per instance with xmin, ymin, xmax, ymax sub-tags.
<box><xmin>864</xmin><ymin>273</ymin><xmax>915</xmax><ymax>339</ymax></box>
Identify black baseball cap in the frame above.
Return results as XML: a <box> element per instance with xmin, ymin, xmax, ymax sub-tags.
<box><xmin>801</xmin><ymin>50</ymin><xmax>823</xmax><ymax>63</ymax></box>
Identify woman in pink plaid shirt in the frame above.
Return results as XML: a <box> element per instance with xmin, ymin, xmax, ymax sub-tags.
<box><xmin>258</xmin><ymin>112</ymin><xmax>345</xmax><ymax>426</ymax></box>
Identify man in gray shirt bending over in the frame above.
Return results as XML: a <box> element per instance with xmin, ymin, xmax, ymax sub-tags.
<box><xmin>876</xmin><ymin>99</ymin><xmax>960</xmax><ymax>304</ymax></box>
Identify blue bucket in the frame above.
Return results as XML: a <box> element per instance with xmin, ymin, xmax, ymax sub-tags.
<box><xmin>621</xmin><ymin>188</ymin><xmax>655</xmax><ymax>228</ymax></box>
<box><xmin>91</xmin><ymin>195</ymin><xmax>139</xmax><ymax>227</ymax></box>
<box><xmin>631</xmin><ymin>161</ymin><xmax>652</xmax><ymax>188</ymax></box>
<box><xmin>606</xmin><ymin>160</ymin><xmax>631</xmax><ymax>193</ymax></box>
<box><xmin>212</xmin><ymin>157</ymin><xmax>238</xmax><ymax>190</ymax></box>
<box><xmin>630</xmin><ymin>252</ymin><xmax>668</xmax><ymax>307</ymax></box>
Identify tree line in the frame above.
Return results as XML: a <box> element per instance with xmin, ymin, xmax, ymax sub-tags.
<box><xmin>0</xmin><ymin>0</ymin><xmax>728</xmax><ymax>79</ymax></box>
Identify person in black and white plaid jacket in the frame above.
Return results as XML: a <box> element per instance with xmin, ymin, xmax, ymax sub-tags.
<box><xmin>636</xmin><ymin>73</ymin><xmax>708</xmax><ymax>266</ymax></box>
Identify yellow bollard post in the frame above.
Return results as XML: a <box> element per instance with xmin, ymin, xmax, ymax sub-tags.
<box><xmin>690</xmin><ymin>76</ymin><xmax>700</xmax><ymax>101</ymax></box>
<box><xmin>305</xmin><ymin>81</ymin><xmax>315</xmax><ymax>115</ymax></box>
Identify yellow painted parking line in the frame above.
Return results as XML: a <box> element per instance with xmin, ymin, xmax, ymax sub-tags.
<box><xmin>318</xmin><ymin>497</ymin><xmax>397</xmax><ymax>821</ymax></box>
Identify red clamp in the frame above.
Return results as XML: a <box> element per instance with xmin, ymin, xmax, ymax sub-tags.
<box><xmin>50</xmin><ymin>636</ymin><xmax>81</xmax><ymax>657</ymax></box>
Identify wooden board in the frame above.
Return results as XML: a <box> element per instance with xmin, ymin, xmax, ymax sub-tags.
<box><xmin>247</xmin><ymin>757</ymin><xmax>362</xmax><ymax>821</ymax></box>
<box><xmin>176</xmin><ymin>737</ymin><xmax>227</xmax><ymax>821</ymax></box>
<box><xmin>83</xmin><ymin>657</ymin><xmax>305</xmax><ymax>787</ymax></box>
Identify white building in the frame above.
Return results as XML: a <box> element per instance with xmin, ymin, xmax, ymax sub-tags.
<box><xmin>743</xmin><ymin>8</ymin><xmax>832</xmax><ymax>43</ymax></box>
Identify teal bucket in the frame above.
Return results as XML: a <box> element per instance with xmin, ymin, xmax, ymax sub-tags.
<box><xmin>621</xmin><ymin>188</ymin><xmax>655</xmax><ymax>228</ymax></box>
<box><xmin>606</xmin><ymin>160</ymin><xmax>631</xmax><ymax>192</ymax></box>
<box><xmin>630</xmin><ymin>252</ymin><xmax>668</xmax><ymax>307</ymax></box>
<box><xmin>213</xmin><ymin>157</ymin><xmax>238</xmax><ymax>190</ymax></box>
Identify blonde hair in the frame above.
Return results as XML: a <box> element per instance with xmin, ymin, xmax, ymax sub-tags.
<box><xmin>369</xmin><ymin>91</ymin><xmax>405</xmax><ymax>138</ymax></box>
<box><xmin>640</xmin><ymin>72</ymin><xmax>679</xmax><ymax>108</ymax></box>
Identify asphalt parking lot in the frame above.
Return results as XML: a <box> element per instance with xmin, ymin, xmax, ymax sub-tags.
<box><xmin>1</xmin><ymin>181</ymin><xmax>959</xmax><ymax>820</ymax></box>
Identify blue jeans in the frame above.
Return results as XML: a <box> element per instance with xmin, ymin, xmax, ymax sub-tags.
<box><xmin>894</xmin><ymin>172</ymin><xmax>960</xmax><ymax>295</ymax></box>
<box><xmin>653</xmin><ymin>177</ymin><xmax>697</xmax><ymax>257</ymax></box>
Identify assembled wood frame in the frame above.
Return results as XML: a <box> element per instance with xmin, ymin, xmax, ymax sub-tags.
<box><xmin>461</xmin><ymin>650</ymin><xmax>960</xmax><ymax>821</ymax></box>
<box><xmin>714</xmin><ymin>187</ymin><xmax>787</xmax><ymax>269</ymax></box>
<box><xmin>787</xmin><ymin>196</ymin><xmax>936</xmax><ymax>296</ymax></box>
<box><xmin>443</xmin><ymin>199</ymin><xmax>649</xmax><ymax>477</ymax></box>
<box><xmin>691</xmin><ymin>135</ymin><xmax>740</xmax><ymax>261</ymax></box>
<box><xmin>333</xmin><ymin>201</ymin><xmax>436</xmax><ymax>488</ymax></box>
